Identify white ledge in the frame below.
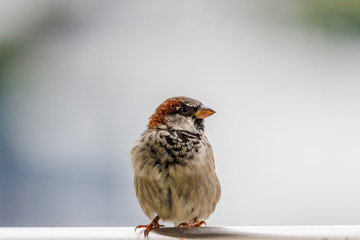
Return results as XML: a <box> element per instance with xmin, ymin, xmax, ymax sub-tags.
<box><xmin>0</xmin><ymin>226</ymin><xmax>360</xmax><ymax>239</ymax></box>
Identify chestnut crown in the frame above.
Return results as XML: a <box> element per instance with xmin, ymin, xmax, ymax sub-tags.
<box><xmin>148</xmin><ymin>96</ymin><xmax>215</xmax><ymax>133</ymax></box>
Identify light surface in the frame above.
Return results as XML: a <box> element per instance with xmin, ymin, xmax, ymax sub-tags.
<box><xmin>1</xmin><ymin>226</ymin><xmax>360</xmax><ymax>239</ymax></box>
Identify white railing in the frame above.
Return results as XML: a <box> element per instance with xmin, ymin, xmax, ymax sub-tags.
<box><xmin>0</xmin><ymin>226</ymin><xmax>360</xmax><ymax>239</ymax></box>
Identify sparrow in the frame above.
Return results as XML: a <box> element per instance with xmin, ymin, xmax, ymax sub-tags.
<box><xmin>130</xmin><ymin>96</ymin><xmax>221</xmax><ymax>237</ymax></box>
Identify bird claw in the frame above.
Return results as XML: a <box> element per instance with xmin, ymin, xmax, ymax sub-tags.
<box><xmin>135</xmin><ymin>216</ymin><xmax>163</xmax><ymax>237</ymax></box>
<box><xmin>178</xmin><ymin>218</ymin><xmax>207</xmax><ymax>230</ymax></box>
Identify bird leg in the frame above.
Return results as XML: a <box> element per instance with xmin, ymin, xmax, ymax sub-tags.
<box><xmin>135</xmin><ymin>215</ymin><xmax>163</xmax><ymax>237</ymax></box>
<box><xmin>178</xmin><ymin>217</ymin><xmax>207</xmax><ymax>230</ymax></box>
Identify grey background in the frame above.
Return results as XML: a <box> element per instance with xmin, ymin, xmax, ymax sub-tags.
<box><xmin>1</xmin><ymin>0</ymin><xmax>360</xmax><ymax>227</ymax></box>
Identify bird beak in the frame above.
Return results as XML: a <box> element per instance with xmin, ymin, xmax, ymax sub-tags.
<box><xmin>194</xmin><ymin>106</ymin><xmax>216</xmax><ymax>119</ymax></box>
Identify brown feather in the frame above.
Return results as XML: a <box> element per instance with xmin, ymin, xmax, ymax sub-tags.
<box><xmin>148</xmin><ymin>99</ymin><xmax>182</xmax><ymax>128</ymax></box>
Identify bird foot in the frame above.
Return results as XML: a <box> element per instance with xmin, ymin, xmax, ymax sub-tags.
<box><xmin>135</xmin><ymin>216</ymin><xmax>163</xmax><ymax>237</ymax></box>
<box><xmin>178</xmin><ymin>217</ymin><xmax>207</xmax><ymax>230</ymax></box>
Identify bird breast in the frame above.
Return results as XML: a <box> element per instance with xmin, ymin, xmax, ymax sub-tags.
<box><xmin>130</xmin><ymin>128</ymin><xmax>220</xmax><ymax>223</ymax></box>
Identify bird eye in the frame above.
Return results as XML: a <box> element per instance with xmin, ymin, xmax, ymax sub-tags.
<box><xmin>181</xmin><ymin>106</ymin><xmax>189</xmax><ymax>113</ymax></box>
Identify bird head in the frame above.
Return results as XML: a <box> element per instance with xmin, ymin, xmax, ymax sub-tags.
<box><xmin>148</xmin><ymin>96</ymin><xmax>215</xmax><ymax>133</ymax></box>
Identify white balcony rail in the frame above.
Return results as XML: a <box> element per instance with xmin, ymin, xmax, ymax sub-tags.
<box><xmin>0</xmin><ymin>226</ymin><xmax>360</xmax><ymax>239</ymax></box>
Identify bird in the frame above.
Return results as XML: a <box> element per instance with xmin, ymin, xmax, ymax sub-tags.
<box><xmin>130</xmin><ymin>96</ymin><xmax>221</xmax><ymax>237</ymax></box>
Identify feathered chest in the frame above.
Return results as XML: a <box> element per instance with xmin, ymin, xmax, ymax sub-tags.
<box><xmin>131</xmin><ymin>128</ymin><xmax>213</xmax><ymax>173</ymax></box>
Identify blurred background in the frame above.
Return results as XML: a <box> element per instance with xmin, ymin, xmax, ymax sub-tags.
<box><xmin>1</xmin><ymin>0</ymin><xmax>360</xmax><ymax>227</ymax></box>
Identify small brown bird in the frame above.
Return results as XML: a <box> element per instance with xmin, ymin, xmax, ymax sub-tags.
<box><xmin>130</xmin><ymin>96</ymin><xmax>221</xmax><ymax>237</ymax></box>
